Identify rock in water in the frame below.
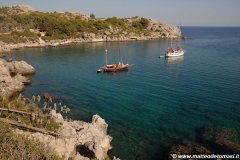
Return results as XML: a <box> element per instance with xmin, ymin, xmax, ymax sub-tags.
<box><xmin>202</xmin><ymin>127</ymin><xmax>240</xmax><ymax>153</ymax></box>
<box><xmin>7</xmin><ymin>60</ymin><xmax>36</xmax><ymax>75</ymax></box>
<box><xmin>170</xmin><ymin>145</ymin><xmax>212</xmax><ymax>154</ymax></box>
<box><xmin>0</xmin><ymin>58</ymin><xmax>35</xmax><ymax>99</ymax></box>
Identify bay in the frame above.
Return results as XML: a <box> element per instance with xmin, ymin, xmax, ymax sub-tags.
<box><xmin>7</xmin><ymin>27</ymin><xmax>240</xmax><ymax>160</ymax></box>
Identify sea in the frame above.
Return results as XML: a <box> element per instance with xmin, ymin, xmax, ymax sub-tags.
<box><xmin>6</xmin><ymin>27</ymin><xmax>240</xmax><ymax>160</ymax></box>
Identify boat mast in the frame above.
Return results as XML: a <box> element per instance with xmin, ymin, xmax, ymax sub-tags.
<box><xmin>118</xmin><ymin>47</ymin><xmax>121</xmax><ymax>65</ymax></box>
<box><xmin>105</xmin><ymin>49</ymin><xmax>108</xmax><ymax>66</ymax></box>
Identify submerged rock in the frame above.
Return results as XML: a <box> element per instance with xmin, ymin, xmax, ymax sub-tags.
<box><xmin>202</xmin><ymin>127</ymin><xmax>240</xmax><ymax>153</ymax></box>
<box><xmin>170</xmin><ymin>145</ymin><xmax>212</xmax><ymax>154</ymax></box>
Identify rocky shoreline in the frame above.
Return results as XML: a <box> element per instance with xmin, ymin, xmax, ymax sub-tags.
<box><xmin>0</xmin><ymin>58</ymin><xmax>114</xmax><ymax>159</ymax></box>
<box><xmin>17</xmin><ymin>110</ymin><xmax>112</xmax><ymax>160</ymax></box>
<box><xmin>0</xmin><ymin>58</ymin><xmax>35</xmax><ymax>98</ymax></box>
<box><xmin>0</xmin><ymin>25</ymin><xmax>182</xmax><ymax>54</ymax></box>
<box><xmin>0</xmin><ymin>5</ymin><xmax>182</xmax><ymax>54</ymax></box>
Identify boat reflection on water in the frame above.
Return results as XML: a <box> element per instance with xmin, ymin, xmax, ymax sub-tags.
<box><xmin>103</xmin><ymin>69</ymin><xmax>129</xmax><ymax>78</ymax></box>
<box><xmin>165</xmin><ymin>56</ymin><xmax>184</xmax><ymax>65</ymax></box>
<box><xmin>165</xmin><ymin>56</ymin><xmax>184</xmax><ymax>77</ymax></box>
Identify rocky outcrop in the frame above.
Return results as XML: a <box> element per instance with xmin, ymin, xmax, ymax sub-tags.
<box><xmin>80</xmin><ymin>17</ymin><xmax>181</xmax><ymax>41</ymax></box>
<box><xmin>0</xmin><ymin>58</ymin><xmax>35</xmax><ymax>98</ymax></box>
<box><xmin>6</xmin><ymin>4</ymin><xmax>36</xmax><ymax>15</ymax></box>
<box><xmin>14</xmin><ymin>74</ymin><xmax>32</xmax><ymax>85</ymax></box>
<box><xmin>0</xmin><ymin>41</ymin><xmax>47</xmax><ymax>53</ymax></box>
<box><xmin>7</xmin><ymin>60</ymin><xmax>35</xmax><ymax>75</ymax></box>
<box><xmin>0</xmin><ymin>56</ymin><xmax>112</xmax><ymax>159</ymax></box>
<box><xmin>128</xmin><ymin>17</ymin><xmax>181</xmax><ymax>39</ymax></box>
<box><xmin>16</xmin><ymin>111</ymin><xmax>112</xmax><ymax>160</ymax></box>
<box><xmin>0</xmin><ymin>41</ymin><xmax>11</xmax><ymax>53</ymax></box>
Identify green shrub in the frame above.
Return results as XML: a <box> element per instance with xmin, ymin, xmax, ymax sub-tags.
<box><xmin>0</xmin><ymin>6</ymin><xmax>153</xmax><ymax>40</ymax></box>
<box><xmin>105</xmin><ymin>17</ymin><xmax>126</xmax><ymax>28</ymax></box>
<box><xmin>132</xmin><ymin>18</ymin><xmax>149</xmax><ymax>30</ymax></box>
<box><xmin>90</xmin><ymin>19</ymin><xmax>109</xmax><ymax>30</ymax></box>
<box><xmin>0</xmin><ymin>30</ymin><xmax>38</xmax><ymax>43</ymax></box>
<box><xmin>0</xmin><ymin>32</ymin><xmax>26</xmax><ymax>43</ymax></box>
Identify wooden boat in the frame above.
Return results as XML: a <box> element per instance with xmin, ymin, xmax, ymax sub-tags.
<box><xmin>102</xmin><ymin>63</ymin><xmax>129</xmax><ymax>72</ymax></box>
<box><xmin>97</xmin><ymin>48</ymin><xmax>129</xmax><ymax>73</ymax></box>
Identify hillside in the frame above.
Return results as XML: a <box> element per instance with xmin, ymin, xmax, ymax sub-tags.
<box><xmin>0</xmin><ymin>4</ymin><xmax>181</xmax><ymax>49</ymax></box>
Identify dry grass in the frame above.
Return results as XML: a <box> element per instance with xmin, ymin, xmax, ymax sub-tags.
<box><xmin>0</xmin><ymin>96</ymin><xmax>61</xmax><ymax>133</ymax></box>
<box><xmin>0</xmin><ymin>122</ymin><xmax>63</xmax><ymax>160</ymax></box>
<box><xmin>0</xmin><ymin>96</ymin><xmax>64</xmax><ymax>159</ymax></box>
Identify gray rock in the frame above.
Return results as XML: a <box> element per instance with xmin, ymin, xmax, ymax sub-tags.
<box><xmin>0</xmin><ymin>58</ymin><xmax>35</xmax><ymax>99</ymax></box>
<box><xmin>92</xmin><ymin>115</ymin><xmax>108</xmax><ymax>135</ymax></box>
<box><xmin>89</xmin><ymin>33</ymin><xmax>96</xmax><ymax>39</ymax></box>
<box><xmin>13</xmin><ymin>4</ymin><xmax>36</xmax><ymax>13</ymax></box>
<box><xmin>49</xmin><ymin>110</ymin><xmax>64</xmax><ymax>123</ymax></box>
<box><xmin>20</xmin><ymin>113</ymin><xmax>113</xmax><ymax>160</ymax></box>
<box><xmin>7</xmin><ymin>60</ymin><xmax>36</xmax><ymax>75</ymax></box>
<box><xmin>104</xmin><ymin>31</ymin><xmax>111</xmax><ymax>35</ymax></box>
<box><xmin>14</xmin><ymin>74</ymin><xmax>31</xmax><ymax>85</ymax></box>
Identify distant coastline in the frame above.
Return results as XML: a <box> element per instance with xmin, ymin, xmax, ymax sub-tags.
<box><xmin>0</xmin><ymin>4</ymin><xmax>182</xmax><ymax>54</ymax></box>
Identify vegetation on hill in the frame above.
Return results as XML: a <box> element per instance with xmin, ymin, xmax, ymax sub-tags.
<box><xmin>132</xmin><ymin>18</ymin><xmax>150</xmax><ymax>30</ymax></box>
<box><xmin>0</xmin><ymin>6</ymin><xmax>150</xmax><ymax>42</ymax></box>
<box><xmin>0</xmin><ymin>30</ymin><xmax>38</xmax><ymax>43</ymax></box>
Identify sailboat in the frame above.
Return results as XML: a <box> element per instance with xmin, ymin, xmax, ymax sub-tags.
<box><xmin>165</xmin><ymin>45</ymin><xmax>184</xmax><ymax>57</ymax></box>
<box><xmin>165</xmin><ymin>39</ymin><xmax>185</xmax><ymax>57</ymax></box>
<box><xmin>97</xmin><ymin>48</ymin><xmax>129</xmax><ymax>73</ymax></box>
<box><xmin>165</xmin><ymin>27</ymin><xmax>185</xmax><ymax>57</ymax></box>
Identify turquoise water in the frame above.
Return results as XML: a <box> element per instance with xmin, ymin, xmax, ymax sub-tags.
<box><xmin>7</xmin><ymin>27</ymin><xmax>240</xmax><ymax>159</ymax></box>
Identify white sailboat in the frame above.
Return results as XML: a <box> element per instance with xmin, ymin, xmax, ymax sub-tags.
<box><xmin>165</xmin><ymin>46</ymin><xmax>184</xmax><ymax>57</ymax></box>
<box><xmin>165</xmin><ymin>27</ymin><xmax>185</xmax><ymax>57</ymax></box>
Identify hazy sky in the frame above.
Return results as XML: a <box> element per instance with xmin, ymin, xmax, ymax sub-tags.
<box><xmin>0</xmin><ymin>0</ymin><xmax>239</xmax><ymax>26</ymax></box>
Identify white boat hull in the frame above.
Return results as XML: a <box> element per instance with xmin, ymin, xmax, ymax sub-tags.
<box><xmin>165</xmin><ymin>50</ymin><xmax>184</xmax><ymax>57</ymax></box>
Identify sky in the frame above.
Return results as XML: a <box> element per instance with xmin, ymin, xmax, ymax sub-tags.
<box><xmin>0</xmin><ymin>0</ymin><xmax>240</xmax><ymax>26</ymax></box>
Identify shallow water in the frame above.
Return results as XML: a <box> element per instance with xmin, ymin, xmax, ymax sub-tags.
<box><xmin>7</xmin><ymin>27</ymin><xmax>240</xmax><ymax>160</ymax></box>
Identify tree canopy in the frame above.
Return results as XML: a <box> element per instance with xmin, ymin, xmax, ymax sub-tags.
<box><xmin>0</xmin><ymin>7</ymin><xmax>151</xmax><ymax>41</ymax></box>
